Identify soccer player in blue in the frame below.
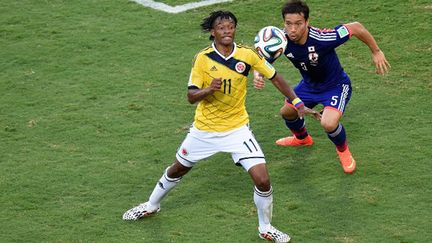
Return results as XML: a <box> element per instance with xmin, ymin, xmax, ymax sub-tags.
<box><xmin>254</xmin><ymin>0</ymin><xmax>390</xmax><ymax>174</ymax></box>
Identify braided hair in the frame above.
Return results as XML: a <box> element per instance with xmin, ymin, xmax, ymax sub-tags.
<box><xmin>200</xmin><ymin>10</ymin><xmax>238</xmax><ymax>40</ymax></box>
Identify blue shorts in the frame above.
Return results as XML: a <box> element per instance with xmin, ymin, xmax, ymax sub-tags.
<box><xmin>287</xmin><ymin>81</ymin><xmax>352</xmax><ymax>114</ymax></box>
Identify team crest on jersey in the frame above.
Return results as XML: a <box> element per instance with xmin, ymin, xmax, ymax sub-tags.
<box><xmin>308</xmin><ymin>52</ymin><xmax>319</xmax><ymax>65</ymax></box>
<box><xmin>235</xmin><ymin>62</ymin><xmax>246</xmax><ymax>73</ymax></box>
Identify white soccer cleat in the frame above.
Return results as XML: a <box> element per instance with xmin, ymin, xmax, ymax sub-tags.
<box><xmin>122</xmin><ymin>202</ymin><xmax>160</xmax><ymax>220</ymax></box>
<box><xmin>259</xmin><ymin>225</ymin><xmax>291</xmax><ymax>243</ymax></box>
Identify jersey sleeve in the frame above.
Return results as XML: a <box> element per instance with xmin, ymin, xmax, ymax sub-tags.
<box><xmin>331</xmin><ymin>25</ymin><xmax>351</xmax><ymax>47</ymax></box>
<box><xmin>250</xmin><ymin>50</ymin><xmax>276</xmax><ymax>79</ymax></box>
<box><xmin>188</xmin><ymin>52</ymin><xmax>205</xmax><ymax>89</ymax></box>
<box><xmin>310</xmin><ymin>25</ymin><xmax>351</xmax><ymax>49</ymax></box>
<box><xmin>336</xmin><ymin>24</ymin><xmax>352</xmax><ymax>41</ymax></box>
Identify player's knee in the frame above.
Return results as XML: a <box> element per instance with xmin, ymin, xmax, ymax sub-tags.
<box><xmin>167</xmin><ymin>161</ymin><xmax>191</xmax><ymax>178</ymax></box>
<box><xmin>249</xmin><ymin>163</ymin><xmax>271</xmax><ymax>191</ymax></box>
<box><xmin>280</xmin><ymin>105</ymin><xmax>297</xmax><ymax>120</ymax></box>
<box><xmin>254</xmin><ymin>176</ymin><xmax>271</xmax><ymax>192</ymax></box>
<box><xmin>320</xmin><ymin>119</ymin><xmax>338</xmax><ymax>132</ymax></box>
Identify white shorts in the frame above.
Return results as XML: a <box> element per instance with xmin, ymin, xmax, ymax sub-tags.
<box><xmin>175</xmin><ymin>125</ymin><xmax>266</xmax><ymax>171</ymax></box>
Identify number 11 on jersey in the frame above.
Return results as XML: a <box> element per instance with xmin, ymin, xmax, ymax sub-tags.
<box><xmin>223</xmin><ymin>79</ymin><xmax>232</xmax><ymax>94</ymax></box>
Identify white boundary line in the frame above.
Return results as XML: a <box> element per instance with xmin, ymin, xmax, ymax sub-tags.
<box><xmin>131</xmin><ymin>0</ymin><xmax>233</xmax><ymax>14</ymax></box>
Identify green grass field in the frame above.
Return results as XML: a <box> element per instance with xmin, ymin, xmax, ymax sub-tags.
<box><xmin>1</xmin><ymin>0</ymin><xmax>431</xmax><ymax>242</ymax></box>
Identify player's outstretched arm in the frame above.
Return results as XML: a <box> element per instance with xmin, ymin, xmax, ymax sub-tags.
<box><xmin>270</xmin><ymin>73</ymin><xmax>321</xmax><ymax>120</ymax></box>
<box><xmin>345</xmin><ymin>22</ymin><xmax>391</xmax><ymax>75</ymax></box>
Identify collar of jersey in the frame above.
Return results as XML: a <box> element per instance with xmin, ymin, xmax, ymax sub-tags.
<box><xmin>211</xmin><ymin>42</ymin><xmax>237</xmax><ymax>61</ymax></box>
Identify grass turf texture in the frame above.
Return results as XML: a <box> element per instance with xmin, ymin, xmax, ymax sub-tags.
<box><xmin>1</xmin><ymin>0</ymin><xmax>431</xmax><ymax>242</ymax></box>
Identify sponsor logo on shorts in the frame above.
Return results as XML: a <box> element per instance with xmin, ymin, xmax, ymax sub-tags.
<box><xmin>181</xmin><ymin>148</ymin><xmax>188</xmax><ymax>156</ymax></box>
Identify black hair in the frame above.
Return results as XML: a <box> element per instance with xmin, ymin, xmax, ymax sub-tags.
<box><xmin>200</xmin><ymin>10</ymin><xmax>238</xmax><ymax>40</ymax></box>
<box><xmin>281</xmin><ymin>0</ymin><xmax>309</xmax><ymax>20</ymax></box>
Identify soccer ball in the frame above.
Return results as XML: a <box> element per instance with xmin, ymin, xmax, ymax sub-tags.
<box><xmin>254</xmin><ymin>26</ymin><xmax>287</xmax><ymax>61</ymax></box>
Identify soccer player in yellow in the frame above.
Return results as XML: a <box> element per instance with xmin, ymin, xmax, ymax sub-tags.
<box><xmin>123</xmin><ymin>10</ymin><xmax>317</xmax><ymax>242</ymax></box>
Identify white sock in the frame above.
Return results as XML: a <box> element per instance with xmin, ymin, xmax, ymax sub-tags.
<box><xmin>148</xmin><ymin>167</ymin><xmax>181</xmax><ymax>207</ymax></box>
<box><xmin>254</xmin><ymin>186</ymin><xmax>273</xmax><ymax>233</ymax></box>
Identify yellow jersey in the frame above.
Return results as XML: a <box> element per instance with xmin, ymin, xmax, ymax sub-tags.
<box><xmin>188</xmin><ymin>42</ymin><xmax>276</xmax><ymax>132</ymax></box>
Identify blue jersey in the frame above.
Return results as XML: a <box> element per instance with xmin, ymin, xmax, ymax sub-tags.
<box><xmin>283</xmin><ymin>25</ymin><xmax>351</xmax><ymax>91</ymax></box>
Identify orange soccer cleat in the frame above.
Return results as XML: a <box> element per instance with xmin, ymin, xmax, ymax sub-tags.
<box><xmin>275</xmin><ymin>135</ymin><xmax>314</xmax><ymax>147</ymax></box>
<box><xmin>336</xmin><ymin>148</ymin><xmax>356</xmax><ymax>174</ymax></box>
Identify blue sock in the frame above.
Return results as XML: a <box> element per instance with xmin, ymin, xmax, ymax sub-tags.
<box><xmin>284</xmin><ymin>117</ymin><xmax>308</xmax><ymax>139</ymax></box>
<box><xmin>327</xmin><ymin>123</ymin><xmax>348</xmax><ymax>152</ymax></box>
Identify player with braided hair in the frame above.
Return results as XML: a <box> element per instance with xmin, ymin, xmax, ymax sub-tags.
<box><xmin>123</xmin><ymin>10</ymin><xmax>319</xmax><ymax>242</ymax></box>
